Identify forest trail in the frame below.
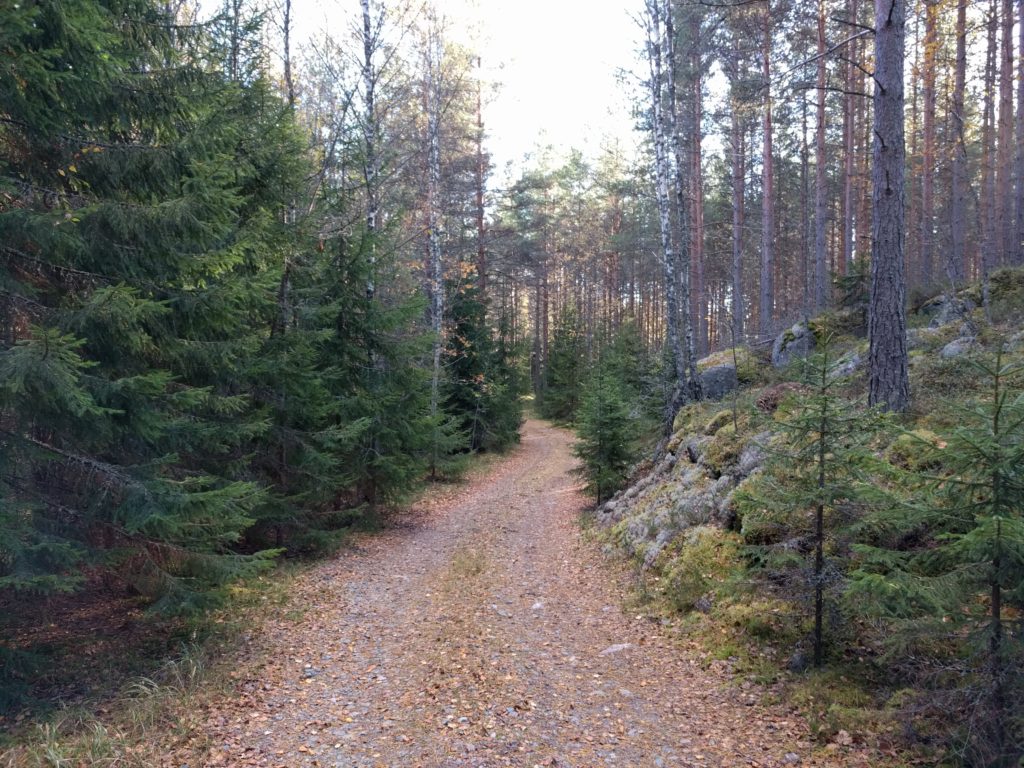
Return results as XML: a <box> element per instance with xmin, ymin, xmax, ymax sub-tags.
<box><xmin>195</xmin><ymin>420</ymin><xmax>864</xmax><ymax>768</ymax></box>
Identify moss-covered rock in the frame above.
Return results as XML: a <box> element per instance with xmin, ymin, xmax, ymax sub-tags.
<box><xmin>703</xmin><ymin>409</ymin><xmax>734</xmax><ymax>436</ymax></box>
<box><xmin>661</xmin><ymin>526</ymin><xmax>744</xmax><ymax>613</ymax></box>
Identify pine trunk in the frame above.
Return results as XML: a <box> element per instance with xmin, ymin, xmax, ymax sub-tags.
<box><xmin>949</xmin><ymin>0</ymin><xmax>967</xmax><ymax>283</ymax></box>
<box><xmin>868</xmin><ymin>0</ymin><xmax>911</xmax><ymax>413</ymax></box>
<box><xmin>841</xmin><ymin>0</ymin><xmax>857</xmax><ymax>275</ymax></box>
<box><xmin>759</xmin><ymin>5</ymin><xmax>775</xmax><ymax>341</ymax></box>
<box><xmin>730</xmin><ymin>73</ymin><xmax>746</xmax><ymax>342</ymax></box>
<box><xmin>920</xmin><ymin>0</ymin><xmax>936</xmax><ymax>286</ymax></box>
<box><xmin>997</xmin><ymin>0</ymin><xmax>1014</xmax><ymax>264</ymax></box>
<box><xmin>814</xmin><ymin>0</ymin><xmax>828</xmax><ymax>310</ymax></box>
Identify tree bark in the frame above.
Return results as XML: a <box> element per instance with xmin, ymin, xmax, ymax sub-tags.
<box><xmin>981</xmin><ymin>0</ymin><xmax>998</xmax><ymax>300</ymax></box>
<box><xmin>949</xmin><ymin>0</ymin><xmax>967</xmax><ymax>283</ymax></box>
<box><xmin>759</xmin><ymin>4</ymin><xmax>775</xmax><ymax>340</ymax></box>
<box><xmin>841</xmin><ymin>0</ymin><xmax>857</xmax><ymax>276</ymax></box>
<box><xmin>475</xmin><ymin>57</ymin><xmax>488</xmax><ymax>296</ymax></box>
<box><xmin>814</xmin><ymin>0</ymin><xmax>828</xmax><ymax>311</ymax></box>
<box><xmin>868</xmin><ymin>0</ymin><xmax>910</xmax><ymax>413</ymax></box>
<box><xmin>361</xmin><ymin>0</ymin><xmax>379</xmax><ymax>301</ymax></box>
<box><xmin>920</xmin><ymin>0</ymin><xmax>937</xmax><ymax>286</ymax></box>
<box><xmin>997</xmin><ymin>0</ymin><xmax>1014</xmax><ymax>264</ymax></box>
<box><xmin>424</xmin><ymin>20</ymin><xmax>444</xmax><ymax>433</ymax></box>
<box><xmin>663</xmin><ymin>0</ymin><xmax>701</xmax><ymax>404</ymax></box>
<box><xmin>729</xmin><ymin>59</ymin><xmax>746</xmax><ymax>343</ymax></box>
<box><xmin>1016</xmin><ymin>0</ymin><xmax>1024</xmax><ymax>265</ymax></box>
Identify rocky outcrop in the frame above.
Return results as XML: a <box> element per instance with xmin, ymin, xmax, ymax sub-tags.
<box><xmin>597</xmin><ymin>419</ymin><xmax>771</xmax><ymax>569</ymax></box>
<box><xmin>699</xmin><ymin>364</ymin><xmax>739</xmax><ymax>401</ymax></box>
<box><xmin>921</xmin><ymin>295</ymin><xmax>974</xmax><ymax>328</ymax></box>
<box><xmin>771</xmin><ymin>322</ymin><xmax>815</xmax><ymax>368</ymax></box>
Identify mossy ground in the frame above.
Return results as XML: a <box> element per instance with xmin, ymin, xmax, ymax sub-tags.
<box><xmin>592</xmin><ymin>267</ymin><xmax>1024</xmax><ymax>765</ymax></box>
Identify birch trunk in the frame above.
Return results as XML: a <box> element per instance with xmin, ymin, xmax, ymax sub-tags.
<box><xmin>841</xmin><ymin>0</ymin><xmax>857</xmax><ymax>275</ymax></box>
<box><xmin>1016</xmin><ymin>0</ymin><xmax>1024</xmax><ymax>265</ymax></box>
<box><xmin>424</xmin><ymin>22</ymin><xmax>444</xmax><ymax>426</ymax></box>
<box><xmin>665</xmin><ymin>0</ymin><xmax>701</xmax><ymax>401</ymax></box>
<box><xmin>691</xmin><ymin>67</ymin><xmax>707</xmax><ymax>358</ymax></box>
<box><xmin>982</xmin><ymin>0</ymin><xmax>997</xmax><ymax>298</ymax></box>
<box><xmin>868</xmin><ymin>0</ymin><xmax>910</xmax><ymax>413</ymax></box>
<box><xmin>361</xmin><ymin>0</ymin><xmax>379</xmax><ymax>300</ymax></box>
<box><xmin>475</xmin><ymin>57</ymin><xmax>488</xmax><ymax>295</ymax></box>
<box><xmin>644</xmin><ymin>0</ymin><xmax>693</xmax><ymax>430</ymax></box>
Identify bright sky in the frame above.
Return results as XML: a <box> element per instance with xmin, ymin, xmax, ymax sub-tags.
<box><xmin>287</xmin><ymin>0</ymin><xmax>643</xmax><ymax>184</ymax></box>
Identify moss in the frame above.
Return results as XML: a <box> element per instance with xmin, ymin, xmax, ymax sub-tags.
<box><xmin>810</xmin><ymin>307</ymin><xmax>867</xmax><ymax>339</ymax></box>
<box><xmin>703</xmin><ymin>423</ymin><xmax>744</xmax><ymax>476</ymax></box>
<box><xmin>660</xmin><ymin>526</ymin><xmax>744</xmax><ymax>613</ymax></box>
<box><xmin>703</xmin><ymin>409</ymin><xmax>733</xmax><ymax>436</ymax></box>
<box><xmin>717</xmin><ymin>599</ymin><xmax>789</xmax><ymax>640</ymax></box>
<box><xmin>697</xmin><ymin>347</ymin><xmax>764</xmax><ymax>384</ymax></box>
<box><xmin>887</xmin><ymin>429</ymin><xmax>945</xmax><ymax>472</ymax></box>
<box><xmin>672</xmin><ymin>403</ymin><xmax>706</xmax><ymax>435</ymax></box>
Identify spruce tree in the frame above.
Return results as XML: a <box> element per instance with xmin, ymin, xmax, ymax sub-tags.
<box><xmin>573</xmin><ymin>345</ymin><xmax>640</xmax><ymax>503</ymax></box>
<box><xmin>0</xmin><ymin>0</ymin><xmax>303</xmax><ymax>610</ymax></box>
<box><xmin>735</xmin><ymin>340</ymin><xmax>886</xmax><ymax>667</ymax></box>
<box><xmin>444</xmin><ymin>279</ymin><xmax>522</xmax><ymax>453</ymax></box>
<box><xmin>850</xmin><ymin>351</ymin><xmax>1024</xmax><ymax>764</ymax></box>
<box><xmin>539</xmin><ymin>305</ymin><xmax>584</xmax><ymax>422</ymax></box>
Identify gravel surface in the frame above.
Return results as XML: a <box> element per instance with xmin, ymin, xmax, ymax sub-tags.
<box><xmin>197</xmin><ymin>420</ymin><xmax>874</xmax><ymax>768</ymax></box>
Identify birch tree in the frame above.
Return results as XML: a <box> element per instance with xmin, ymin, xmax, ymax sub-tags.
<box><xmin>643</xmin><ymin>0</ymin><xmax>695</xmax><ymax>430</ymax></box>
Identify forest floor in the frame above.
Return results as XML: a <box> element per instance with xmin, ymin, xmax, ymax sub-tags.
<box><xmin>178</xmin><ymin>420</ymin><xmax>879</xmax><ymax>768</ymax></box>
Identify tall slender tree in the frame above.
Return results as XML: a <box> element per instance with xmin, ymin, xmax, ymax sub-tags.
<box><xmin>868</xmin><ymin>0</ymin><xmax>910</xmax><ymax>413</ymax></box>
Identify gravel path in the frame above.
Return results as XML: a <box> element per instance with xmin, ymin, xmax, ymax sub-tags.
<box><xmin>198</xmin><ymin>420</ymin><xmax>871</xmax><ymax>768</ymax></box>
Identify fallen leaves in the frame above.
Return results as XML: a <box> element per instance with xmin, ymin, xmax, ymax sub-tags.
<box><xmin>142</xmin><ymin>421</ymin><xmax>888</xmax><ymax>768</ymax></box>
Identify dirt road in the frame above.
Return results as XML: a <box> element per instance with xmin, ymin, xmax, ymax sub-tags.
<box><xmin>198</xmin><ymin>420</ymin><xmax>863</xmax><ymax>767</ymax></box>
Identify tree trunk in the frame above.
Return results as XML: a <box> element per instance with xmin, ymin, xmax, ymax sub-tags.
<box><xmin>868</xmin><ymin>0</ymin><xmax>911</xmax><ymax>413</ymax></box>
<box><xmin>1016</xmin><ymin>0</ymin><xmax>1024</xmax><ymax>265</ymax></box>
<box><xmin>692</xmin><ymin>72</ymin><xmax>707</xmax><ymax>358</ymax></box>
<box><xmin>361</xmin><ymin>0</ymin><xmax>379</xmax><ymax>301</ymax></box>
<box><xmin>424</xmin><ymin>21</ymin><xmax>444</xmax><ymax>437</ymax></box>
<box><xmin>982</xmin><ymin>0</ymin><xmax>998</xmax><ymax>303</ymax></box>
<box><xmin>475</xmin><ymin>57</ymin><xmax>487</xmax><ymax>296</ymax></box>
<box><xmin>663</xmin><ymin>0</ymin><xmax>701</xmax><ymax>404</ymax></box>
<box><xmin>759</xmin><ymin>5</ymin><xmax>775</xmax><ymax>341</ymax></box>
<box><xmin>841</xmin><ymin>0</ymin><xmax>857</xmax><ymax>275</ymax></box>
<box><xmin>730</xmin><ymin>68</ymin><xmax>746</xmax><ymax>343</ymax></box>
<box><xmin>814</xmin><ymin>0</ymin><xmax>828</xmax><ymax>310</ymax></box>
<box><xmin>997</xmin><ymin>0</ymin><xmax>1014</xmax><ymax>264</ymax></box>
<box><xmin>949</xmin><ymin>0</ymin><xmax>967</xmax><ymax>283</ymax></box>
<box><xmin>920</xmin><ymin>0</ymin><xmax>937</xmax><ymax>287</ymax></box>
